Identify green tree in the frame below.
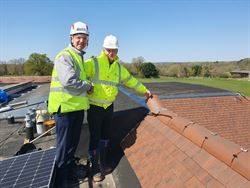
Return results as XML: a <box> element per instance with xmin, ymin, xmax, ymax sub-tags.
<box><xmin>8</xmin><ymin>58</ymin><xmax>25</xmax><ymax>75</ymax></box>
<box><xmin>24</xmin><ymin>53</ymin><xmax>53</xmax><ymax>75</ymax></box>
<box><xmin>183</xmin><ymin>66</ymin><xmax>191</xmax><ymax>77</ymax></box>
<box><xmin>191</xmin><ymin>64</ymin><xmax>202</xmax><ymax>76</ymax></box>
<box><xmin>121</xmin><ymin>62</ymin><xmax>137</xmax><ymax>76</ymax></box>
<box><xmin>0</xmin><ymin>63</ymin><xmax>7</xmax><ymax>76</ymax></box>
<box><xmin>6</xmin><ymin>64</ymin><xmax>16</xmax><ymax>75</ymax></box>
<box><xmin>141</xmin><ymin>62</ymin><xmax>159</xmax><ymax>78</ymax></box>
<box><xmin>201</xmin><ymin>65</ymin><xmax>211</xmax><ymax>77</ymax></box>
<box><xmin>165</xmin><ymin>64</ymin><xmax>180</xmax><ymax>77</ymax></box>
<box><xmin>131</xmin><ymin>56</ymin><xmax>145</xmax><ymax>77</ymax></box>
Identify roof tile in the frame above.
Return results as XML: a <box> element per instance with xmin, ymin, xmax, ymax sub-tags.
<box><xmin>184</xmin><ymin>176</ymin><xmax>205</xmax><ymax>188</ymax></box>
<box><xmin>231</xmin><ymin>151</ymin><xmax>250</xmax><ymax>180</ymax></box>
<box><xmin>206</xmin><ymin>178</ymin><xmax>226</xmax><ymax>188</ymax></box>
<box><xmin>180</xmin><ymin>139</ymin><xmax>201</xmax><ymax>157</ymax></box>
<box><xmin>182</xmin><ymin>123</ymin><xmax>211</xmax><ymax>147</ymax></box>
<box><xmin>161</xmin><ymin>96</ymin><xmax>250</xmax><ymax>150</ymax></box>
<box><xmin>122</xmin><ymin>95</ymin><xmax>250</xmax><ymax>187</ymax></box>
<box><xmin>203</xmin><ymin>134</ymin><xmax>240</xmax><ymax>166</ymax></box>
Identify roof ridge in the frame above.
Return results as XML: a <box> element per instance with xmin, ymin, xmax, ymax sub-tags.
<box><xmin>147</xmin><ymin>95</ymin><xmax>250</xmax><ymax>181</ymax></box>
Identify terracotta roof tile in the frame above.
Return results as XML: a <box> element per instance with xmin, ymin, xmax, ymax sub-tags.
<box><xmin>123</xmin><ymin>115</ymin><xmax>248</xmax><ymax>187</ymax></box>
<box><xmin>180</xmin><ymin>139</ymin><xmax>201</xmax><ymax>157</ymax></box>
<box><xmin>203</xmin><ymin>134</ymin><xmax>240</xmax><ymax>166</ymax></box>
<box><xmin>206</xmin><ymin>178</ymin><xmax>226</xmax><ymax>188</ymax></box>
<box><xmin>223</xmin><ymin>169</ymin><xmax>249</xmax><ymax>188</ymax></box>
<box><xmin>182</xmin><ymin>123</ymin><xmax>211</xmax><ymax>147</ymax></box>
<box><xmin>231</xmin><ymin>151</ymin><xmax>250</xmax><ymax>180</ymax></box>
<box><xmin>171</xmin><ymin>149</ymin><xmax>189</xmax><ymax>162</ymax></box>
<box><xmin>184</xmin><ymin>176</ymin><xmax>205</xmax><ymax>188</ymax></box>
<box><xmin>182</xmin><ymin>157</ymin><xmax>210</xmax><ymax>184</ymax></box>
<box><xmin>161</xmin><ymin>96</ymin><xmax>250</xmax><ymax>150</ymax></box>
<box><xmin>121</xmin><ymin>95</ymin><xmax>250</xmax><ymax>187</ymax></box>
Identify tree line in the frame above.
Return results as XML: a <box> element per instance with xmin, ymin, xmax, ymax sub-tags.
<box><xmin>0</xmin><ymin>53</ymin><xmax>53</xmax><ymax>76</ymax></box>
<box><xmin>122</xmin><ymin>57</ymin><xmax>250</xmax><ymax>78</ymax></box>
<box><xmin>1</xmin><ymin>53</ymin><xmax>249</xmax><ymax>78</ymax></box>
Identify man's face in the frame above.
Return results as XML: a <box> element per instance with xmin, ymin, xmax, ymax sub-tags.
<box><xmin>104</xmin><ymin>48</ymin><xmax>118</xmax><ymax>62</ymax></box>
<box><xmin>71</xmin><ymin>34</ymin><xmax>88</xmax><ymax>51</ymax></box>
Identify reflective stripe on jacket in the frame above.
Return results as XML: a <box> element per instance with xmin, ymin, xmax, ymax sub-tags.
<box><xmin>48</xmin><ymin>47</ymin><xmax>89</xmax><ymax>113</ymax></box>
<box><xmin>84</xmin><ymin>50</ymin><xmax>147</xmax><ymax>109</ymax></box>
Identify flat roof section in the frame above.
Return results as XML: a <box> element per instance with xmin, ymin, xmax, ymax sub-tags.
<box><xmin>144</xmin><ymin>82</ymin><xmax>231</xmax><ymax>96</ymax></box>
<box><xmin>0</xmin><ymin>84</ymin><xmax>49</xmax><ymax>119</ymax></box>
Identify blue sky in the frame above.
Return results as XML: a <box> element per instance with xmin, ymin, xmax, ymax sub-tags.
<box><xmin>0</xmin><ymin>0</ymin><xmax>249</xmax><ymax>63</ymax></box>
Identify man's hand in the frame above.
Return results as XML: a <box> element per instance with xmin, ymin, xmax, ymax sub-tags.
<box><xmin>144</xmin><ymin>90</ymin><xmax>152</xmax><ymax>100</ymax></box>
<box><xmin>87</xmin><ymin>83</ymin><xmax>94</xmax><ymax>94</ymax></box>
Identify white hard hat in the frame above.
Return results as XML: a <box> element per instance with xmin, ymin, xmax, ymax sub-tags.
<box><xmin>70</xmin><ymin>21</ymin><xmax>89</xmax><ymax>35</ymax></box>
<box><xmin>103</xmin><ymin>35</ymin><xmax>119</xmax><ymax>49</ymax></box>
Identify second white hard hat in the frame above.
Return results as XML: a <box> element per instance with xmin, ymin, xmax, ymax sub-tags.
<box><xmin>70</xmin><ymin>21</ymin><xmax>89</xmax><ymax>35</ymax></box>
<box><xmin>103</xmin><ymin>35</ymin><xmax>119</xmax><ymax>49</ymax></box>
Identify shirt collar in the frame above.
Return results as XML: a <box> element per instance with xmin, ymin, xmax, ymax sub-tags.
<box><xmin>100</xmin><ymin>50</ymin><xmax>119</xmax><ymax>62</ymax></box>
<box><xmin>68</xmin><ymin>44</ymin><xmax>86</xmax><ymax>55</ymax></box>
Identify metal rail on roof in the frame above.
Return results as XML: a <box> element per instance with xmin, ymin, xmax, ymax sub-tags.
<box><xmin>119</xmin><ymin>86</ymin><xmax>239</xmax><ymax>106</ymax></box>
<box><xmin>159</xmin><ymin>91</ymin><xmax>239</xmax><ymax>100</ymax></box>
<box><xmin>118</xmin><ymin>86</ymin><xmax>148</xmax><ymax>108</ymax></box>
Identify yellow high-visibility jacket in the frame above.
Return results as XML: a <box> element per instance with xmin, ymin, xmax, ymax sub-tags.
<box><xmin>84</xmin><ymin>50</ymin><xmax>147</xmax><ymax>109</ymax></box>
<box><xmin>48</xmin><ymin>46</ymin><xmax>90</xmax><ymax>113</ymax></box>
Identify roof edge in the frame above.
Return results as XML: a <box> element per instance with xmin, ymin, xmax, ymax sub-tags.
<box><xmin>0</xmin><ymin>76</ymin><xmax>51</xmax><ymax>83</ymax></box>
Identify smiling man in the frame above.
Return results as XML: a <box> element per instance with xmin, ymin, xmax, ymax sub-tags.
<box><xmin>84</xmin><ymin>35</ymin><xmax>152</xmax><ymax>182</ymax></box>
<box><xmin>48</xmin><ymin>21</ymin><xmax>93</xmax><ymax>188</ymax></box>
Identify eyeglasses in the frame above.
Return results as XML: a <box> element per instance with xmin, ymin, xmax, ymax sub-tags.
<box><xmin>104</xmin><ymin>48</ymin><xmax>118</xmax><ymax>54</ymax></box>
<box><xmin>73</xmin><ymin>34</ymin><xmax>88</xmax><ymax>41</ymax></box>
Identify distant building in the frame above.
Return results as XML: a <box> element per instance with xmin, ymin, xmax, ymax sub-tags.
<box><xmin>230</xmin><ymin>70</ymin><xmax>250</xmax><ymax>78</ymax></box>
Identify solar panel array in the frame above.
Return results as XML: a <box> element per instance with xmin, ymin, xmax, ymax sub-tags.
<box><xmin>0</xmin><ymin>148</ymin><xmax>56</xmax><ymax>188</ymax></box>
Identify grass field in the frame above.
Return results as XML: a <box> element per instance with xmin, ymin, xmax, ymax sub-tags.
<box><xmin>139</xmin><ymin>77</ymin><xmax>250</xmax><ymax>96</ymax></box>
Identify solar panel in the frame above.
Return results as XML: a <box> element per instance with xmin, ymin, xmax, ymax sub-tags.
<box><xmin>0</xmin><ymin>147</ymin><xmax>56</xmax><ymax>188</ymax></box>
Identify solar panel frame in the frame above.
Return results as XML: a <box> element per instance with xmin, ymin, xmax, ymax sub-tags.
<box><xmin>0</xmin><ymin>147</ymin><xmax>56</xmax><ymax>188</ymax></box>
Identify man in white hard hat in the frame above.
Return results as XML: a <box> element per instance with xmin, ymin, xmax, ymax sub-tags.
<box><xmin>84</xmin><ymin>35</ymin><xmax>152</xmax><ymax>182</ymax></box>
<box><xmin>48</xmin><ymin>21</ymin><xmax>93</xmax><ymax>188</ymax></box>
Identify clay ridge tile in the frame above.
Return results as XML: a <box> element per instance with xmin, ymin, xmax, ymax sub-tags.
<box><xmin>202</xmin><ymin>134</ymin><xmax>241</xmax><ymax>166</ymax></box>
<box><xmin>147</xmin><ymin>95</ymin><xmax>250</xmax><ymax>181</ymax></box>
<box><xmin>231</xmin><ymin>150</ymin><xmax>250</xmax><ymax>180</ymax></box>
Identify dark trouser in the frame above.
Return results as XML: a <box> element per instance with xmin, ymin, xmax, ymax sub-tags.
<box><xmin>54</xmin><ymin>110</ymin><xmax>84</xmax><ymax>187</ymax></box>
<box><xmin>87</xmin><ymin>104</ymin><xmax>113</xmax><ymax>151</ymax></box>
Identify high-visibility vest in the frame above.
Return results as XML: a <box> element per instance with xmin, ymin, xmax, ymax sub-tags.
<box><xmin>48</xmin><ymin>47</ymin><xmax>89</xmax><ymax>113</ymax></box>
<box><xmin>84</xmin><ymin>51</ymin><xmax>147</xmax><ymax>109</ymax></box>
